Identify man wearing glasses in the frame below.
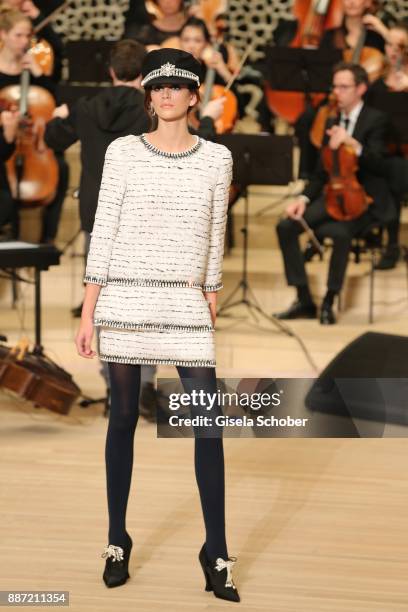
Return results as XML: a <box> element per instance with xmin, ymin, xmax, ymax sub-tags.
<box><xmin>274</xmin><ymin>61</ymin><xmax>395</xmax><ymax>325</ymax></box>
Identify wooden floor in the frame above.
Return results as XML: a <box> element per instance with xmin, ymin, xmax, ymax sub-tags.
<box><xmin>1</xmin><ymin>145</ymin><xmax>408</xmax><ymax>610</ymax></box>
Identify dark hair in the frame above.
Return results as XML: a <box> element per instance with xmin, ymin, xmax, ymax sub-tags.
<box><xmin>389</xmin><ymin>20</ymin><xmax>408</xmax><ymax>38</ymax></box>
<box><xmin>333</xmin><ymin>61</ymin><xmax>369</xmax><ymax>87</ymax></box>
<box><xmin>109</xmin><ymin>39</ymin><xmax>146</xmax><ymax>82</ymax></box>
<box><xmin>144</xmin><ymin>86</ymin><xmax>201</xmax><ymax>131</ymax></box>
<box><xmin>180</xmin><ymin>16</ymin><xmax>211</xmax><ymax>43</ymax></box>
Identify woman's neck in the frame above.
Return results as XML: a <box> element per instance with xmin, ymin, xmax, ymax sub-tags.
<box><xmin>153</xmin><ymin>12</ymin><xmax>185</xmax><ymax>33</ymax></box>
<box><xmin>345</xmin><ymin>15</ymin><xmax>364</xmax><ymax>34</ymax></box>
<box><xmin>0</xmin><ymin>47</ymin><xmax>22</xmax><ymax>74</ymax></box>
<box><xmin>148</xmin><ymin>119</ymin><xmax>196</xmax><ymax>152</ymax></box>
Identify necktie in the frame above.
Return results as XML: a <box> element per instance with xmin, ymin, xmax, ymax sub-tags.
<box><xmin>343</xmin><ymin>116</ymin><xmax>350</xmax><ymax>132</ymax></box>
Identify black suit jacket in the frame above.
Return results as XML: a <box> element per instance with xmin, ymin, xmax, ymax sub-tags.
<box><xmin>303</xmin><ymin>104</ymin><xmax>395</xmax><ymax>223</ymax></box>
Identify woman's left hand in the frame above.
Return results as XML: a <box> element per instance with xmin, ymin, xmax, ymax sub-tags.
<box><xmin>21</xmin><ymin>51</ymin><xmax>43</xmax><ymax>78</ymax></box>
<box><xmin>204</xmin><ymin>292</ymin><xmax>217</xmax><ymax>327</ymax></box>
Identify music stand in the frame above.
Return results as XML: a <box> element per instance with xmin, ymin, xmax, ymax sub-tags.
<box><xmin>215</xmin><ymin>133</ymin><xmax>294</xmax><ymax>334</ymax></box>
<box><xmin>265</xmin><ymin>46</ymin><xmax>342</xmax><ymax>99</ymax></box>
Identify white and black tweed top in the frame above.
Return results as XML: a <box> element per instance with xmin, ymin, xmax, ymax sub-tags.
<box><xmin>84</xmin><ymin>133</ymin><xmax>233</xmax><ymax>333</ymax></box>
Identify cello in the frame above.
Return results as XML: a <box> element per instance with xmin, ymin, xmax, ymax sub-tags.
<box><xmin>0</xmin><ymin>68</ymin><xmax>59</xmax><ymax>206</ymax></box>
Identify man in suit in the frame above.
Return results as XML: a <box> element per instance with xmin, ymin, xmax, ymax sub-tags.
<box><xmin>274</xmin><ymin>61</ymin><xmax>395</xmax><ymax>325</ymax></box>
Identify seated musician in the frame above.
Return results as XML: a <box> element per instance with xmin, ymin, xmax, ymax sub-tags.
<box><xmin>297</xmin><ymin>0</ymin><xmax>387</xmax><ymax>178</ymax></box>
<box><xmin>0</xmin><ymin>108</ymin><xmax>18</xmax><ymax>238</ymax></box>
<box><xmin>0</xmin><ymin>6</ymin><xmax>68</xmax><ymax>244</ymax></box>
<box><xmin>320</xmin><ymin>0</ymin><xmax>386</xmax><ymax>54</ymax></box>
<box><xmin>180</xmin><ymin>16</ymin><xmax>234</xmax><ymax>86</ymax></box>
<box><xmin>1</xmin><ymin>0</ymin><xmax>64</xmax><ymax>81</ymax></box>
<box><xmin>124</xmin><ymin>0</ymin><xmax>187</xmax><ymax>49</ymax></box>
<box><xmin>366</xmin><ymin>21</ymin><xmax>408</xmax><ymax>269</ymax></box>
<box><xmin>275</xmin><ymin>62</ymin><xmax>395</xmax><ymax>325</ymax></box>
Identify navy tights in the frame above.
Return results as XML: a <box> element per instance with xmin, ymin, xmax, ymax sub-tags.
<box><xmin>105</xmin><ymin>363</ymin><xmax>228</xmax><ymax>561</ymax></box>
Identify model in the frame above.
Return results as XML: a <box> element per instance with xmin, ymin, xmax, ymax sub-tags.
<box><xmin>75</xmin><ymin>48</ymin><xmax>239</xmax><ymax>603</ymax></box>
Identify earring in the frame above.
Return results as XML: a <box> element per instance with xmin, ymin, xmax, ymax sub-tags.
<box><xmin>150</xmin><ymin>104</ymin><xmax>156</xmax><ymax>117</ymax></box>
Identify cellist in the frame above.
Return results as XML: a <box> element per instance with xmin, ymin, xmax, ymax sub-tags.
<box><xmin>0</xmin><ymin>106</ymin><xmax>18</xmax><ymax>238</ymax></box>
<box><xmin>0</xmin><ymin>6</ymin><xmax>68</xmax><ymax>244</ymax></box>
<box><xmin>274</xmin><ymin>62</ymin><xmax>394</xmax><ymax>325</ymax></box>
<box><xmin>0</xmin><ymin>0</ymin><xmax>64</xmax><ymax>81</ymax></box>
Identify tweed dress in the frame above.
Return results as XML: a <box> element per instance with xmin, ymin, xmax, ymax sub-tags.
<box><xmin>84</xmin><ymin>133</ymin><xmax>233</xmax><ymax>367</ymax></box>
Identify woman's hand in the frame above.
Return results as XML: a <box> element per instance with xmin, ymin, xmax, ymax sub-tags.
<box><xmin>21</xmin><ymin>51</ymin><xmax>43</xmax><ymax>78</ymax></box>
<box><xmin>1</xmin><ymin>109</ymin><xmax>20</xmax><ymax>143</ymax></box>
<box><xmin>75</xmin><ymin>316</ymin><xmax>97</xmax><ymax>358</ymax></box>
<box><xmin>362</xmin><ymin>14</ymin><xmax>390</xmax><ymax>41</ymax></box>
<box><xmin>52</xmin><ymin>104</ymin><xmax>70</xmax><ymax>119</ymax></box>
<box><xmin>204</xmin><ymin>291</ymin><xmax>217</xmax><ymax>327</ymax></box>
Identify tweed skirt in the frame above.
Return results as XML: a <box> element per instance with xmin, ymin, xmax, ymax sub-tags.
<box><xmin>94</xmin><ymin>283</ymin><xmax>217</xmax><ymax>367</ymax></box>
<box><xmin>98</xmin><ymin>327</ymin><xmax>216</xmax><ymax>367</ymax></box>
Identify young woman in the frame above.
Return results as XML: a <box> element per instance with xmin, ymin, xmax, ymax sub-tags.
<box><xmin>125</xmin><ymin>0</ymin><xmax>187</xmax><ymax>50</ymax></box>
<box><xmin>366</xmin><ymin>22</ymin><xmax>408</xmax><ymax>269</ymax></box>
<box><xmin>180</xmin><ymin>16</ymin><xmax>234</xmax><ymax>85</ymax></box>
<box><xmin>0</xmin><ymin>6</ymin><xmax>68</xmax><ymax>244</ymax></box>
<box><xmin>75</xmin><ymin>48</ymin><xmax>240</xmax><ymax>603</ymax></box>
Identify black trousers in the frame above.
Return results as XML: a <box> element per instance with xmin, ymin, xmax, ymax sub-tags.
<box><xmin>276</xmin><ymin>196</ymin><xmax>374</xmax><ymax>294</ymax></box>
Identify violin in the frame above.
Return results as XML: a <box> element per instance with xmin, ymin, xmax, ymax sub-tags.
<box><xmin>0</xmin><ymin>69</ymin><xmax>59</xmax><ymax>206</ymax></box>
<box><xmin>0</xmin><ymin>339</ymin><xmax>80</xmax><ymax>415</ymax></box>
<box><xmin>322</xmin><ymin>140</ymin><xmax>372</xmax><ymax>221</ymax></box>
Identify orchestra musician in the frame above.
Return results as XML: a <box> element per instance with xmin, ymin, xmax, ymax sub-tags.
<box><xmin>274</xmin><ymin>62</ymin><xmax>395</xmax><ymax>325</ymax></box>
<box><xmin>297</xmin><ymin>0</ymin><xmax>387</xmax><ymax>178</ymax></box>
<box><xmin>0</xmin><ymin>107</ymin><xmax>18</xmax><ymax>238</ymax></box>
<box><xmin>124</xmin><ymin>0</ymin><xmax>187</xmax><ymax>49</ymax></box>
<box><xmin>366</xmin><ymin>21</ymin><xmax>408</xmax><ymax>269</ymax></box>
<box><xmin>0</xmin><ymin>6</ymin><xmax>68</xmax><ymax>244</ymax></box>
<box><xmin>0</xmin><ymin>0</ymin><xmax>64</xmax><ymax>81</ymax></box>
<box><xmin>180</xmin><ymin>16</ymin><xmax>234</xmax><ymax>85</ymax></box>
<box><xmin>320</xmin><ymin>0</ymin><xmax>386</xmax><ymax>53</ymax></box>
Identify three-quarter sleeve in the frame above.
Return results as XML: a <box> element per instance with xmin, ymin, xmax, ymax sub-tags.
<box><xmin>84</xmin><ymin>139</ymin><xmax>126</xmax><ymax>286</ymax></box>
<box><xmin>203</xmin><ymin>149</ymin><xmax>233</xmax><ymax>292</ymax></box>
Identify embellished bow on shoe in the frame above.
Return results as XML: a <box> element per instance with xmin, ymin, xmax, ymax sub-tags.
<box><xmin>198</xmin><ymin>543</ymin><xmax>240</xmax><ymax>602</ymax></box>
<box><xmin>214</xmin><ymin>556</ymin><xmax>238</xmax><ymax>589</ymax></box>
<box><xmin>101</xmin><ymin>533</ymin><xmax>133</xmax><ymax>588</ymax></box>
<box><xmin>101</xmin><ymin>544</ymin><xmax>124</xmax><ymax>562</ymax></box>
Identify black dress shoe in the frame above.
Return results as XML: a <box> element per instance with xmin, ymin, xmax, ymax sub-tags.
<box><xmin>198</xmin><ymin>543</ymin><xmax>240</xmax><ymax>602</ymax></box>
<box><xmin>374</xmin><ymin>246</ymin><xmax>400</xmax><ymax>270</ymax></box>
<box><xmin>274</xmin><ymin>300</ymin><xmax>317</xmax><ymax>320</ymax></box>
<box><xmin>320</xmin><ymin>304</ymin><xmax>336</xmax><ymax>325</ymax></box>
<box><xmin>101</xmin><ymin>532</ymin><xmax>132</xmax><ymax>588</ymax></box>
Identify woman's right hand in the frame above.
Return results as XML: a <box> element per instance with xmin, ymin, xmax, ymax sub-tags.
<box><xmin>75</xmin><ymin>317</ymin><xmax>96</xmax><ymax>358</ymax></box>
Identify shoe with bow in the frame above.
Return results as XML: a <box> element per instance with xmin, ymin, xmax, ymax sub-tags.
<box><xmin>101</xmin><ymin>532</ymin><xmax>132</xmax><ymax>588</ymax></box>
<box><xmin>198</xmin><ymin>543</ymin><xmax>240</xmax><ymax>602</ymax></box>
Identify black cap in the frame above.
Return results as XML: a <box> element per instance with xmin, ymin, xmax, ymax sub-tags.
<box><xmin>141</xmin><ymin>48</ymin><xmax>202</xmax><ymax>89</ymax></box>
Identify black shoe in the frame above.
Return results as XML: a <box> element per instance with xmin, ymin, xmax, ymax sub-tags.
<box><xmin>71</xmin><ymin>302</ymin><xmax>83</xmax><ymax>318</ymax></box>
<box><xmin>274</xmin><ymin>300</ymin><xmax>317</xmax><ymax>320</ymax></box>
<box><xmin>320</xmin><ymin>304</ymin><xmax>336</xmax><ymax>325</ymax></box>
<box><xmin>101</xmin><ymin>532</ymin><xmax>132</xmax><ymax>588</ymax></box>
<box><xmin>198</xmin><ymin>543</ymin><xmax>240</xmax><ymax>603</ymax></box>
<box><xmin>374</xmin><ymin>246</ymin><xmax>400</xmax><ymax>270</ymax></box>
